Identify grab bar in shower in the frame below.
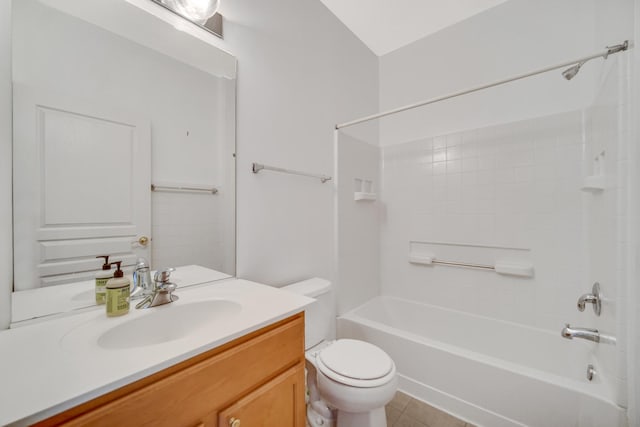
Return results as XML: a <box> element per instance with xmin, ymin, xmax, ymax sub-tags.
<box><xmin>151</xmin><ymin>184</ymin><xmax>218</xmax><ymax>194</ymax></box>
<box><xmin>409</xmin><ymin>254</ymin><xmax>534</xmax><ymax>277</ymax></box>
<box><xmin>252</xmin><ymin>162</ymin><xmax>332</xmax><ymax>183</ymax></box>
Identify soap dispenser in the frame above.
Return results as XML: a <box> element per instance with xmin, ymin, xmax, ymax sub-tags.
<box><xmin>106</xmin><ymin>261</ymin><xmax>130</xmax><ymax>317</ymax></box>
<box><xmin>95</xmin><ymin>255</ymin><xmax>113</xmax><ymax>305</ymax></box>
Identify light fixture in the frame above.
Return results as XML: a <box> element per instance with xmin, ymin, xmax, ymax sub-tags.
<box><xmin>152</xmin><ymin>0</ymin><xmax>223</xmax><ymax>38</ymax></box>
<box><xmin>161</xmin><ymin>0</ymin><xmax>220</xmax><ymax>25</ymax></box>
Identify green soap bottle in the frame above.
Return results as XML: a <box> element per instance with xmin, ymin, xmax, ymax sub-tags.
<box><xmin>95</xmin><ymin>255</ymin><xmax>112</xmax><ymax>305</ymax></box>
<box><xmin>106</xmin><ymin>261</ymin><xmax>130</xmax><ymax>317</ymax></box>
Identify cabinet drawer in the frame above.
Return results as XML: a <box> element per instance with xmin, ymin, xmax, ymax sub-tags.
<box><xmin>51</xmin><ymin>314</ymin><xmax>304</xmax><ymax>427</ymax></box>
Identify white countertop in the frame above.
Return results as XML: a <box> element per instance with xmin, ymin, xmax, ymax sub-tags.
<box><xmin>0</xmin><ymin>278</ymin><xmax>313</xmax><ymax>426</ymax></box>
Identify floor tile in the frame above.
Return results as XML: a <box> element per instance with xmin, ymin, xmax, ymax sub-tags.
<box><xmin>386</xmin><ymin>405</ymin><xmax>403</xmax><ymax>426</ymax></box>
<box><xmin>403</xmin><ymin>399</ymin><xmax>466</xmax><ymax>427</ymax></box>
<box><xmin>393</xmin><ymin>413</ymin><xmax>430</xmax><ymax>427</ymax></box>
<box><xmin>388</xmin><ymin>391</ymin><xmax>412</xmax><ymax>411</ymax></box>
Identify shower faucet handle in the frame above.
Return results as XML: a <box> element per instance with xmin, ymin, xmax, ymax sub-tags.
<box><xmin>577</xmin><ymin>282</ymin><xmax>601</xmax><ymax>316</ymax></box>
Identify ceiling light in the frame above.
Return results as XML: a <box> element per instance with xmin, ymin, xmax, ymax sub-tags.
<box><xmin>161</xmin><ymin>0</ymin><xmax>219</xmax><ymax>24</ymax></box>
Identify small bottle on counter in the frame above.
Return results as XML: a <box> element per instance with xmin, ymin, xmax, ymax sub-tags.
<box><xmin>95</xmin><ymin>255</ymin><xmax>113</xmax><ymax>305</ymax></box>
<box><xmin>106</xmin><ymin>261</ymin><xmax>130</xmax><ymax>317</ymax></box>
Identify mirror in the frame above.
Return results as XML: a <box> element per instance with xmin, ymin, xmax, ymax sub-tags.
<box><xmin>10</xmin><ymin>0</ymin><xmax>236</xmax><ymax>322</ymax></box>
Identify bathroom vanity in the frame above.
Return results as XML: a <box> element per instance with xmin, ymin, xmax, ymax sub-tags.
<box><xmin>0</xmin><ymin>279</ymin><xmax>312</xmax><ymax>426</ymax></box>
<box><xmin>39</xmin><ymin>314</ymin><xmax>305</xmax><ymax>427</ymax></box>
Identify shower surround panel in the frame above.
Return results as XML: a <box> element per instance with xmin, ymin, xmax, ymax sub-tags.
<box><xmin>380</xmin><ymin>111</ymin><xmax>587</xmax><ymax>333</ymax></box>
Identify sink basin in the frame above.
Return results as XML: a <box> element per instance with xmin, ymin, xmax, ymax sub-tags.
<box><xmin>98</xmin><ymin>300</ymin><xmax>242</xmax><ymax>349</ymax></box>
<box><xmin>61</xmin><ymin>300</ymin><xmax>242</xmax><ymax>351</ymax></box>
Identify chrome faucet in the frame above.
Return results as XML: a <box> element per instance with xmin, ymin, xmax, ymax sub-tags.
<box><xmin>131</xmin><ymin>258</ymin><xmax>153</xmax><ymax>300</ymax></box>
<box><xmin>561</xmin><ymin>324</ymin><xmax>600</xmax><ymax>343</ymax></box>
<box><xmin>135</xmin><ymin>267</ymin><xmax>179</xmax><ymax>309</ymax></box>
<box><xmin>577</xmin><ymin>282</ymin><xmax>602</xmax><ymax>315</ymax></box>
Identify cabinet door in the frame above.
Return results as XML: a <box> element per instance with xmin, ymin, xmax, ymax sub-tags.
<box><xmin>218</xmin><ymin>364</ymin><xmax>305</xmax><ymax>427</ymax></box>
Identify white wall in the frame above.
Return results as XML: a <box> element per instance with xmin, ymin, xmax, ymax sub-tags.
<box><xmin>221</xmin><ymin>0</ymin><xmax>379</xmax><ymax>286</ymax></box>
<box><xmin>0</xmin><ymin>1</ymin><xmax>12</xmax><ymax>330</ymax></box>
<box><xmin>379</xmin><ymin>0</ymin><xmax>597</xmax><ymax>146</ymax></box>
<box><xmin>628</xmin><ymin>1</ymin><xmax>640</xmax><ymax>424</ymax></box>
<box><xmin>336</xmin><ymin>132</ymin><xmax>380</xmax><ymax>315</ymax></box>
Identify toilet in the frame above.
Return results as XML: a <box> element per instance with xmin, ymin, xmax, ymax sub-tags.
<box><xmin>282</xmin><ymin>278</ymin><xmax>397</xmax><ymax>427</ymax></box>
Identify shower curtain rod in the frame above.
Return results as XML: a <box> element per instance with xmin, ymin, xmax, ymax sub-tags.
<box><xmin>335</xmin><ymin>40</ymin><xmax>630</xmax><ymax>130</ymax></box>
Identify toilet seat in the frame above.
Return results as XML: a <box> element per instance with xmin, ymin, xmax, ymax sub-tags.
<box><xmin>316</xmin><ymin>339</ymin><xmax>396</xmax><ymax>388</ymax></box>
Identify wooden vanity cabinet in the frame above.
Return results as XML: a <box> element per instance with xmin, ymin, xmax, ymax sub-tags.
<box><xmin>36</xmin><ymin>313</ymin><xmax>306</xmax><ymax>427</ymax></box>
<box><xmin>218</xmin><ymin>365</ymin><xmax>304</xmax><ymax>427</ymax></box>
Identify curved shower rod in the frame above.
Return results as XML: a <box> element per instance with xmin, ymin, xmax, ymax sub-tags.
<box><xmin>336</xmin><ymin>40</ymin><xmax>630</xmax><ymax>130</ymax></box>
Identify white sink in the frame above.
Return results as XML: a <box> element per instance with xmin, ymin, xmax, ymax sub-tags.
<box><xmin>61</xmin><ymin>299</ymin><xmax>242</xmax><ymax>351</ymax></box>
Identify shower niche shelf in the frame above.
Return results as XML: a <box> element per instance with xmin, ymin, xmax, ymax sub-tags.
<box><xmin>580</xmin><ymin>175</ymin><xmax>605</xmax><ymax>193</ymax></box>
<box><xmin>354</xmin><ymin>192</ymin><xmax>377</xmax><ymax>201</ymax></box>
<box><xmin>581</xmin><ymin>151</ymin><xmax>606</xmax><ymax>193</ymax></box>
<box><xmin>354</xmin><ymin>178</ymin><xmax>376</xmax><ymax>201</ymax></box>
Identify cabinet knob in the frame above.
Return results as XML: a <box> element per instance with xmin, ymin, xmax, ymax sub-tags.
<box><xmin>137</xmin><ymin>236</ymin><xmax>150</xmax><ymax>246</ymax></box>
<box><xmin>229</xmin><ymin>418</ymin><xmax>241</xmax><ymax>427</ymax></box>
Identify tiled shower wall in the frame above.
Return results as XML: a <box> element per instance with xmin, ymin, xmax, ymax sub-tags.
<box><xmin>584</xmin><ymin>55</ymin><xmax>631</xmax><ymax>406</ymax></box>
<box><xmin>380</xmin><ymin>111</ymin><xmax>590</xmax><ymax>333</ymax></box>
<box><xmin>378</xmin><ymin>99</ymin><xmax>630</xmax><ymax>404</ymax></box>
<box><xmin>151</xmin><ymin>192</ymin><xmax>224</xmax><ymax>272</ymax></box>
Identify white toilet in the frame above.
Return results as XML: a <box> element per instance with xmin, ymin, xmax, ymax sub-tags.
<box><xmin>282</xmin><ymin>278</ymin><xmax>397</xmax><ymax>427</ymax></box>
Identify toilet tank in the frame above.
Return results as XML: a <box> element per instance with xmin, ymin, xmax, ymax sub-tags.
<box><xmin>281</xmin><ymin>278</ymin><xmax>333</xmax><ymax>349</ymax></box>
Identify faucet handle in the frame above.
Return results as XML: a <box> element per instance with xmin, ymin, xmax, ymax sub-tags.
<box><xmin>154</xmin><ymin>267</ymin><xmax>176</xmax><ymax>283</ymax></box>
<box><xmin>159</xmin><ymin>282</ymin><xmax>177</xmax><ymax>293</ymax></box>
<box><xmin>577</xmin><ymin>282</ymin><xmax>602</xmax><ymax>316</ymax></box>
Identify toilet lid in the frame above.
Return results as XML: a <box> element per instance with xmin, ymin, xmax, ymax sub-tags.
<box><xmin>318</xmin><ymin>339</ymin><xmax>393</xmax><ymax>382</ymax></box>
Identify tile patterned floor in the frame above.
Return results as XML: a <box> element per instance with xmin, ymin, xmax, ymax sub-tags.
<box><xmin>385</xmin><ymin>392</ymin><xmax>475</xmax><ymax>427</ymax></box>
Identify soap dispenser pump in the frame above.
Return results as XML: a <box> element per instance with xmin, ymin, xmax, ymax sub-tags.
<box><xmin>95</xmin><ymin>255</ymin><xmax>113</xmax><ymax>305</ymax></box>
<box><xmin>106</xmin><ymin>261</ymin><xmax>130</xmax><ymax>317</ymax></box>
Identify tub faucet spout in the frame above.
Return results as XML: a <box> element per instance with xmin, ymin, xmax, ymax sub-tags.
<box><xmin>561</xmin><ymin>324</ymin><xmax>600</xmax><ymax>343</ymax></box>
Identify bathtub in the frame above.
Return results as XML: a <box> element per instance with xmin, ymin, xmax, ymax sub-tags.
<box><xmin>337</xmin><ymin>296</ymin><xmax>626</xmax><ymax>427</ymax></box>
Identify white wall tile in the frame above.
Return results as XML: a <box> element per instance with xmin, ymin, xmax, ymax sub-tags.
<box><xmin>381</xmin><ymin>111</ymin><xmax>590</xmax><ymax>331</ymax></box>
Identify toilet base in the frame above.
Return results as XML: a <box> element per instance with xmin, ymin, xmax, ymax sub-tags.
<box><xmin>337</xmin><ymin>407</ymin><xmax>386</xmax><ymax>427</ymax></box>
<box><xmin>307</xmin><ymin>400</ymin><xmax>336</xmax><ymax>427</ymax></box>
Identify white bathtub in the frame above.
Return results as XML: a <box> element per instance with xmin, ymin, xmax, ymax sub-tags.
<box><xmin>337</xmin><ymin>296</ymin><xmax>626</xmax><ymax>427</ymax></box>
